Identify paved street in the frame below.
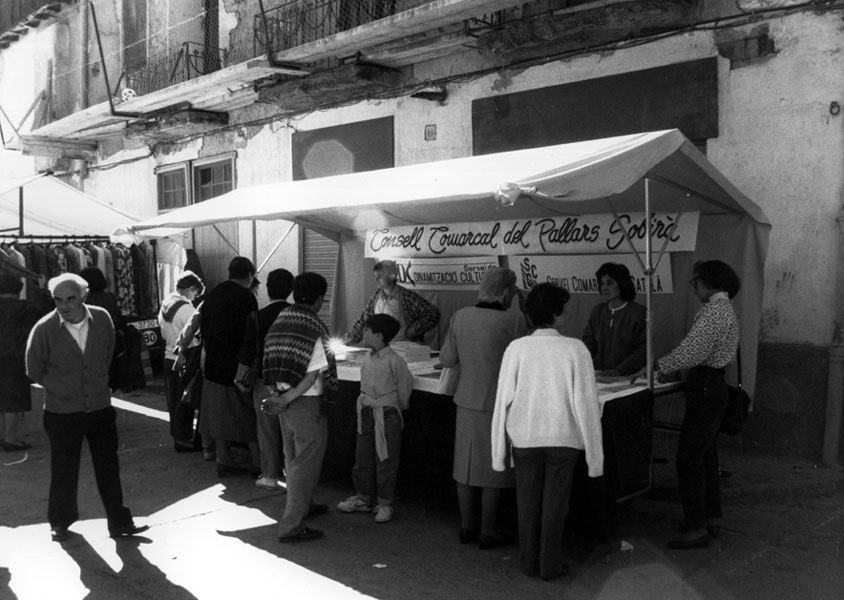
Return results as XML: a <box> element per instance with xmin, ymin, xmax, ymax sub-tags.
<box><xmin>1</xmin><ymin>385</ymin><xmax>842</xmax><ymax>600</ymax></box>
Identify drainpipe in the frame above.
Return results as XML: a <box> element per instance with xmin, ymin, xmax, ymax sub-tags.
<box><xmin>81</xmin><ymin>0</ymin><xmax>89</xmax><ymax>109</ymax></box>
<box><xmin>823</xmin><ymin>209</ymin><xmax>844</xmax><ymax>468</ymax></box>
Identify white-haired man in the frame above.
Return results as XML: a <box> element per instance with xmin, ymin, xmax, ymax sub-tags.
<box><xmin>26</xmin><ymin>273</ymin><xmax>148</xmax><ymax>542</ymax></box>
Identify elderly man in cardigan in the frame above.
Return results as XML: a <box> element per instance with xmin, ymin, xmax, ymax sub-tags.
<box><xmin>344</xmin><ymin>260</ymin><xmax>440</xmax><ymax>345</ymax></box>
<box><xmin>262</xmin><ymin>272</ymin><xmax>339</xmax><ymax>543</ymax></box>
<box><xmin>26</xmin><ymin>273</ymin><xmax>148</xmax><ymax>543</ymax></box>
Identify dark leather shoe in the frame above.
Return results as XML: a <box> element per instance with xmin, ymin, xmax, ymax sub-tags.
<box><xmin>307</xmin><ymin>503</ymin><xmax>329</xmax><ymax>518</ymax></box>
<box><xmin>51</xmin><ymin>526</ymin><xmax>71</xmax><ymax>542</ymax></box>
<box><xmin>278</xmin><ymin>527</ymin><xmax>324</xmax><ymax>543</ymax></box>
<box><xmin>678</xmin><ymin>524</ymin><xmax>720</xmax><ymax>539</ymax></box>
<box><xmin>109</xmin><ymin>524</ymin><xmax>150</xmax><ymax>538</ymax></box>
<box><xmin>459</xmin><ymin>528</ymin><xmax>479</xmax><ymax>544</ymax></box>
<box><xmin>478</xmin><ymin>533</ymin><xmax>513</xmax><ymax>550</ymax></box>
<box><xmin>216</xmin><ymin>464</ymin><xmax>248</xmax><ymax>478</ymax></box>
<box><xmin>540</xmin><ymin>563</ymin><xmax>571</xmax><ymax>581</ymax></box>
<box><xmin>174</xmin><ymin>440</ymin><xmax>201</xmax><ymax>453</ymax></box>
<box><xmin>667</xmin><ymin>533</ymin><xmax>710</xmax><ymax>550</ymax></box>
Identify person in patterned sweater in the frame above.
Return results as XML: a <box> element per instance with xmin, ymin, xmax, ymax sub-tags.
<box><xmin>261</xmin><ymin>272</ymin><xmax>338</xmax><ymax>543</ymax></box>
<box><xmin>344</xmin><ymin>260</ymin><xmax>440</xmax><ymax>345</ymax></box>
<box><xmin>646</xmin><ymin>260</ymin><xmax>741</xmax><ymax>550</ymax></box>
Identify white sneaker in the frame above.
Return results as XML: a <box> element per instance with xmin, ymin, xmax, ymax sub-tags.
<box><xmin>374</xmin><ymin>505</ymin><xmax>394</xmax><ymax>524</ymax></box>
<box><xmin>254</xmin><ymin>476</ymin><xmax>282</xmax><ymax>491</ymax></box>
<box><xmin>336</xmin><ymin>495</ymin><xmax>373</xmax><ymax>513</ymax></box>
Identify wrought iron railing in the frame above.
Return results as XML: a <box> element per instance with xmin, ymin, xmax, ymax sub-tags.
<box><xmin>121</xmin><ymin>42</ymin><xmax>227</xmax><ymax>97</ymax></box>
<box><xmin>252</xmin><ymin>0</ymin><xmax>430</xmax><ymax>56</ymax></box>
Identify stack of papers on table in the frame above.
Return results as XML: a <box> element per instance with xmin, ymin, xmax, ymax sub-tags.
<box><xmin>391</xmin><ymin>342</ymin><xmax>432</xmax><ymax>364</ymax></box>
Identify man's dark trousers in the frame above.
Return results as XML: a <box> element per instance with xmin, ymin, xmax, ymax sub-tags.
<box><xmin>43</xmin><ymin>406</ymin><xmax>133</xmax><ymax>530</ymax></box>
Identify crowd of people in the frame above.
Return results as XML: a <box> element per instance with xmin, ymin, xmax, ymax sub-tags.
<box><xmin>2</xmin><ymin>251</ymin><xmax>742</xmax><ymax>581</ymax></box>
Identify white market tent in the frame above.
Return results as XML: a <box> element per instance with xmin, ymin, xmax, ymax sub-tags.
<box><xmin>0</xmin><ymin>173</ymin><xmax>145</xmax><ymax>238</ymax></box>
<box><xmin>117</xmin><ymin>130</ymin><xmax>770</xmax><ymax>393</ymax></box>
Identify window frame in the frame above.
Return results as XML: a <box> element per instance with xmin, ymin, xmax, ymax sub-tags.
<box><xmin>155</xmin><ymin>153</ymin><xmax>237</xmax><ymax>213</ymax></box>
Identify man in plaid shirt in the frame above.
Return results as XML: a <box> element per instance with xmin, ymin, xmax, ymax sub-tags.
<box><xmin>344</xmin><ymin>260</ymin><xmax>440</xmax><ymax>345</ymax></box>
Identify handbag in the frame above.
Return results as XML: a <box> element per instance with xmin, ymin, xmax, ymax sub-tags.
<box><xmin>234</xmin><ymin>311</ymin><xmax>260</xmax><ymax>393</ymax></box>
<box><xmin>720</xmin><ymin>346</ymin><xmax>750</xmax><ymax>435</ymax></box>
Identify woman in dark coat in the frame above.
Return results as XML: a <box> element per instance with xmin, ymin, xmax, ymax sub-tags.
<box><xmin>440</xmin><ymin>268</ymin><xmax>528</xmax><ymax>548</ymax></box>
<box><xmin>582</xmin><ymin>262</ymin><xmax>646</xmax><ymax>376</ymax></box>
<box><xmin>0</xmin><ymin>274</ymin><xmax>48</xmax><ymax>451</ymax></box>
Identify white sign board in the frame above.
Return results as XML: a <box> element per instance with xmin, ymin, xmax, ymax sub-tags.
<box><xmin>366</xmin><ymin>212</ymin><xmax>699</xmax><ymax>258</ymax></box>
<box><xmin>511</xmin><ymin>254</ymin><xmax>675</xmax><ymax>294</ymax></box>
<box><xmin>392</xmin><ymin>256</ymin><xmax>499</xmax><ymax>291</ymax></box>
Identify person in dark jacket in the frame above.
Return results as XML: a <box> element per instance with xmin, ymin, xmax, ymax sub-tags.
<box><xmin>0</xmin><ymin>274</ymin><xmax>49</xmax><ymax>451</ymax></box>
<box><xmin>236</xmin><ymin>268</ymin><xmax>294</xmax><ymax>491</ymax></box>
<box><xmin>26</xmin><ymin>273</ymin><xmax>148</xmax><ymax>542</ymax></box>
<box><xmin>582</xmin><ymin>262</ymin><xmax>646</xmax><ymax>377</ymax></box>
<box><xmin>198</xmin><ymin>257</ymin><xmax>260</xmax><ymax>478</ymax></box>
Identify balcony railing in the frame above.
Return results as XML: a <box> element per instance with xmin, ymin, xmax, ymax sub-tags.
<box><xmin>122</xmin><ymin>42</ymin><xmax>227</xmax><ymax>97</ymax></box>
<box><xmin>252</xmin><ymin>0</ymin><xmax>431</xmax><ymax>56</ymax></box>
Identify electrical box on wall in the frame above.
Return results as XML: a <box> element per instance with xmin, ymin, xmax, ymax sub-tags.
<box><xmin>424</xmin><ymin>124</ymin><xmax>437</xmax><ymax>141</ymax></box>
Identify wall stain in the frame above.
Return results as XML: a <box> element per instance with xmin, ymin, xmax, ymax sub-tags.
<box><xmin>775</xmin><ymin>271</ymin><xmax>796</xmax><ymax>291</ymax></box>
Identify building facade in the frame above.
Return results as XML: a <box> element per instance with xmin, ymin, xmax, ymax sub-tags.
<box><xmin>2</xmin><ymin>0</ymin><xmax>843</xmax><ymax>461</ymax></box>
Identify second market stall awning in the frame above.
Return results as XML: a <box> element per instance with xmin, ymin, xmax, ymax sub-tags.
<box><xmin>115</xmin><ymin>130</ymin><xmax>769</xmax><ymax>240</ymax></box>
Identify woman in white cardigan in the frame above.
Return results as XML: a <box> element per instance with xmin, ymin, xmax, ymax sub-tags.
<box><xmin>491</xmin><ymin>282</ymin><xmax>604</xmax><ymax>581</ymax></box>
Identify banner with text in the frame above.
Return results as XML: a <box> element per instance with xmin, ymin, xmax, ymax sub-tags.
<box><xmin>365</xmin><ymin>212</ymin><xmax>699</xmax><ymax>258</ymax></box>
<box><xmin>511</xmin><ymin>254</ymin><xmax>674</xmax><ymax>294</ymax></box>
<box><xmin>392</xmin><ymin>257</ymin><xmax>500</xmax><ymax>291</ymax></box>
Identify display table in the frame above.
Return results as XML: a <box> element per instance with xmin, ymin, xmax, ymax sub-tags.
<box><xmin>324</xmin><ymin>356</ymin><xmax>679</xmax><ymax>508</ymax></box>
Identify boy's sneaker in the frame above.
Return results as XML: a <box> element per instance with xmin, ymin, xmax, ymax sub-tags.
<box><xmin>374</xmin><ymin>505</ymin><xmax>394</xmax><ymax>524</ymax></box>
<box><xmin>254</xmin><ymin>476</ymin><xmax>284</xmax><ymax>491</ymax></box>
<box><xmin>336</xmin><ymin>495</ymin><xmax>373</xmax><ymax>513</ymax></box>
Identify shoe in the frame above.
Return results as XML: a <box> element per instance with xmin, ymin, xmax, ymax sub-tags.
<box><xmin>459</xmin><ymin>528</ymin><xmax>480</xmax><ymax>544</ymax></box>
<box><xmin>278</xmin><ymin>527</ymin><xmax>324</xmax><ymax>543</ymax></box>
<box><xmin>51</xmin><ymin>526</ymin><xmax>71</xmax><ymax>542</ymax></box>
<box><xmin>254</xmin><ymin>476</ymin><xmax>285</xmax><ymax>491</ymax></box>
<box><xmin>336</xmin><ymin>495</ymin><xmax>373</xmax><ymax>513</ymax></box>
<box><xmin>174</xmin><ymin>440</ymin><xmax>201</xmax><ymax>453</ymax></box>
<box><xmin>109</xmin><ymin>524</ymin><xmax>150</xmax><ymax>538</ymax></box>
<box><xmin>478</xmin><ymin>533</ymin><xmax>513</xmax><ymax>550</ymax></box>
<box><xmin>678</xmin><ymin>524</ymin><xmax>720</xmax><ymax>539</ymax></box>
<box><xmin>540</xmin><ymin>563</ymin><xmax>571</xmax><ymax>581</ymax></box>
<box><xmin>307</xmin><ymin>503</ymin><xmax>329</xmax><ymax>518</ymax></box>
<box><xmin>216</xmin><ymin>463</ymin><xmax>248</xmax><ymax>478</ymax></box>
<box><xmin>667</xmin><ymin>533</ymin><xmax>711</xmax><ymax>550</ymax></box>
<box><xmin>202</xmin><ymin>451</ymin><xmax>216</xmax><ymax>462</ymax></box>
<box><xmin>1</xmin><ymin>441</ymin><xmax>31</xmax><ymax>452</ymax></box>
<box><xmin>374</xmin><ymin>505</ymin><xmax>394</xmax><ymax>524</ymax></box>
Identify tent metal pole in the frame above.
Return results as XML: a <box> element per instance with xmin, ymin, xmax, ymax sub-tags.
<box><xmin>604</xmin><ymin>198</ymin><xmax>646</xmax><ymax>273</ymax></box>
<box><xmin>18</xmin><ymin>187</ymin><xmax>24</xmax><ymax>236</ymax></box>
<box><xmin>645</xmin><ymin>178</ymin><xmax>654</xmax><ymax>391</ymax></box>
<box><xmin>257</xmin><ymin>223</ymin><xmax>295</xmax><ymax>273</ymax></box>
<box><xmin>652</xmin><ymin>193</ymin><xmax>689</xmax><ymax>271</ymax></box>
<box><xmin>252</xmin><ymin>220</ymin><xmax>258</xmax><ymax>269</ymax></box>
<box><xmin>211</xmin><ymin>224</ymin><xmax>240</xmax><ymax>256</ymax></box>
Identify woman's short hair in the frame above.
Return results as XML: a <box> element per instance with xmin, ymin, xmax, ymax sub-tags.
<box><xmin>293</xmin><ymin>272</ymin><xmax>327</xmax><ymax>305</ymax></box>
<box><xmin>79</xmin><ymin>267</ymin><xmax>108</xmax><ymax>294</ymax></box>
<box><xmin>0</xmin><ymin>273</ymin><xmax>23</xmax><ymax>295</ymax></box>
<box><xmin>176</xmin><ymin>271</ymin><xmax>205</xmax><ymax>296</ymax></box>
<box><xmin>525</xmin><ymin>282</ymin><xmax>570</xmax><ymax>327</ymax></box>
<box><xmin>595</xmin><ymin>262</ymin><xmax>636</xmax><ymax>302</ymax></box>
<box><xmin>693</xmin><ymin>260</ymin><xmax>742</xmax><ymax>298</ymax></box>
<box><xmin>478</xmin><ymin>267</ymin><xmax>516</xmax><ymax>304</ymax></box>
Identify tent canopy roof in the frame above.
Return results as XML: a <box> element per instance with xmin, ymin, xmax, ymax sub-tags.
<box><xmin>1</xmin><ymin>174</ymin><xmax>144</xmax><ymax>238</ymax></box>
<box><xmin>118</xmin><ymin>130</ymin><xmax>769</xmax><ymax>239</ymax></box>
